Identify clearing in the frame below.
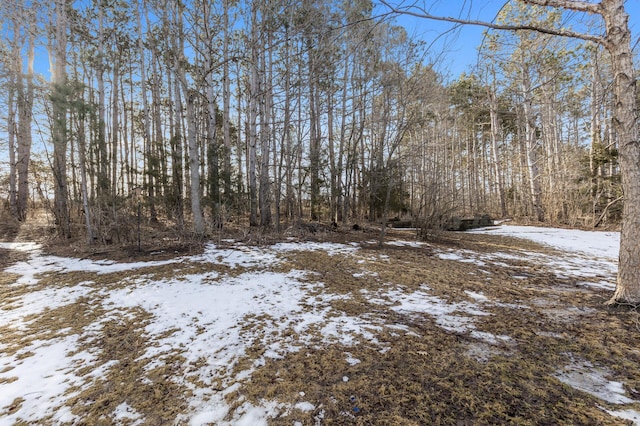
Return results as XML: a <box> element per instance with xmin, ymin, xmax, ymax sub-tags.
<box><xmin>0</xmin><ymin>223</ymin><xmax>639</xmax><ymax>425</ymax></box>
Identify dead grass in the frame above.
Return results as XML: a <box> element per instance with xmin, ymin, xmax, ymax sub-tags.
<box><xmin>0</xmin><ymin>249</ymin><xmax>28</xmax><ymax>271</ymax></box>
<box><xmin>65</xmin><ymin>308</ymin><xmax>190</xmax><ymax>425</ymax></box>
<box><xmin>0</xmin><ymin>276</ymin><xmax>29</xmax><ymax>307</ymax></box>
<box><xmin>239</xmin><ymin>332</ymin><xmax>622</xmax><ymax>425</ymax></box>
<box><xmin>228</xmin><ymin>232</ymin><xmax>640</xmax><ymax>425</ymax></box>
<box><xmin>0</xmin><ymin>295</ymin><xmax>106</xmax><ymax>359</ymax></box>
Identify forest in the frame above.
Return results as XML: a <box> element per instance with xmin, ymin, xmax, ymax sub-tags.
<box><xmin>1</xmin><ymin>0</ymin><xmax>631</xmax><ymax>243</ymax></box>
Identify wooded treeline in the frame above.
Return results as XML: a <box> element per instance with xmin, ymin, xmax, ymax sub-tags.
<box><xmin>0</xmin><ymin>0</ymin><xmax>626</xmax><ymax>241</ymax></box>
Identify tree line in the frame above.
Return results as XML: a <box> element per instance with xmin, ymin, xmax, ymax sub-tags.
<box><xmin>0</xmin><ymin>0</ymin><xmax>626</xmax><ymax>244</ymax></box>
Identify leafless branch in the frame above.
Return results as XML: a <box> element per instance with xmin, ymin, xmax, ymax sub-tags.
<box><xmin>378</xmin><ymin>0</ymin><xmax>606</xmax><ymax>47</ymax></box>
<box><xmin>520</xmin><ymin>0</ymin><xmax>601</xmax><ymax>15</ymax></box>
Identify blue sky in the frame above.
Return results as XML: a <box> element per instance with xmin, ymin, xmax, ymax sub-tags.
<box><xmin>380</xmin><ymin>0</ymin><xmax>640</xmax><ymax>79</ymax></box>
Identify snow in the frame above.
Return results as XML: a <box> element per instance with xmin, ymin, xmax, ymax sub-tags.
<box><xmin>0</xmin><ymin>335</ymin><xmax>94</xmax><ymax>424</ymax></box>
<box><xmin>470</xmin><ymin>225</ymin><xmax>619</xmax><ymax>260</ymax></box>
<box><xmin>344</xmin><ymin>352</ymin><xmax>361</xmax><ymax>366</ymax></box>
<box><xmin>555</xmin><ymin>359</ymin><xmax>635</xmax><ymax>404</ymax></box>
<box><xmin>113</xmin><ymin>402</ymin><xmax>143</xmax><ymax>424</ymax></box>
<box><xmin>386</xmin><ymin>240</ymin><xmax>425</xmax><ymax>248</ymax></box>
<box><xmin>431</xmin><ymin>225</ymin><xmax>622</xmax><ymax>287</ymax></box>
<box><xmin>3</xmin><ymin>242</ymin><xmax>180</xmax><ymax>286</ymax></box>
<box><xmin>604</xmin><ymin>408</ymin><xmax>640</xmax><ymax>425</ymax></box>
<box><xmin>379</xmin><ymin>286</ymin><xmax>490</xmax><ymax>336</ymax></box>
<box><xmin>0</xmin><ymin>283</ymin><xmax>93</xmax><ymax>328</ymax></box>
<box><xmin>0</xmin><ymin>224</ymin><xmax>637</xmax><ymax>425</ymax></box>
<box><xmin>437</xmin><ymin>250</ymin><xmax>486</xmax><ymax>265</ymax></box>
<box><xmin>465</xmin><ymin>290</ymin><xmax>489</xmax><ymax>302</ymax></box>
<box><xmin>294</xmin><ymin>401</ymin><xmax>315</xmax><ymax>412</ymax></box>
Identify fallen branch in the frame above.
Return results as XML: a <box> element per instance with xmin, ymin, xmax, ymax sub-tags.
<box><xmin>593</xmin><ymin>196</ymin><xmax>623</xmax><ymax>228</ymax></box>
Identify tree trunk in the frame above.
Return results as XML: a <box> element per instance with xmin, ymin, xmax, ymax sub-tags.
<box><xmin>282</xmin><ymin>25</ymin><xmax>294</xmax><ymax>222</ymax></box>
<box><xmin>337</xmin><ymin>53</ymin><xmax>350</xmax><ymax>224</ymax></box>
<box><xmin>111</xmin><ymin>60</ymin><xmax>119</xmax><ymax>198</ymax></box>
<box><xmin>184</xmin><ymin>87</ymin><xmax>204</xmax><ymax>236</ymax></box>
<box><xmin>172</xmin><ymin>2</ymin><xmax>204</xmax><ymax>236</ymax></box>
<box><xmin>77</xmin><ymin>108</ymin><xmax>94</xmax><ymax>244</ymax></box>
<box><xmin>247</xmin><ymin>5</ymin><xmax>259</xmax><ymax>227</ymax></box>
<box><xmin>235</xmin><ymin>62</ymin><xmax>244</xmax><ymax>207</ymax></box>
<box><xmin>51</xmin><ymin>0</ymin><xmax>70</xmax><ymax>238</ymax></box>
<box><xmin>222</xmin><ymin>0</ymin><xmax>232</xmax><ymax>201</ymax></box>
<box><xmin>171</xmin><ymin>70</ymin><xmax>184</xmax><ymax>229</ymax></box>
<box><xmin>327</xmin><ymin>89</ymin><xmax>337</xmax><ymax>223</ymax></box>
<box><xmin>601</xmin><ymin>0</ymin><xmax>640</xmax><ymax>304</ymax></box>
<box><xmin>96</xmin><ymin>4</ymin><xmax>109</xmax><ymax>200</ymax></box>
<box><xmin>520</xmin><ymin>62</ymin><xmax>545</xmax><ymax>222</ymax></box>
<box><xmin>488</xmin><ymin>88</ymin><xmax>507</xmax><ymax>218</ymax></box>
<box><xmin>8</xmin><ymin>16</ymin><xmax>18</xmax><ymax>219</ymax></box>
<box><xmin>258</xmin><ymin>37</ymin><xmax>272</xmax><ymax>227</ymax></box>
<box><xmin>589</xmin><ymin>47</ymin><xmax>603</xmax><ymax>219</ymax></box>
<box><xmin>16</xmin><ymin>25</ymin><xmax>34</xmax><ymax>221</ymax></box>
<box><xmin>309</xmin><ymin>54</ymin><xmax>321</xmax><ymax>221</ymax></box>
<box><xmin>137</xmin><ymin>0</ymin><xmax>158</xmax><ymax>225</ymax></box>
<box><xmin>206</xmin><ymin>72</ymin><xmax>220</xmax><ymax>223</ymax></box>
<box><xmin>124</xmin><ymin>64</ymin><xmax>132</xmax><ymax>193</ymax></box>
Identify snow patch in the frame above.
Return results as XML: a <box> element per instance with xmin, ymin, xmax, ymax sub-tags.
<box><xmin>555</xmin><ymin>360</ymin><xmax>635</xmax><ymax>404</ymax></box>
<box><xmin>470</xmin><ymin>225</ymin><xmax>619</xmax><ymax>259</ymax></box>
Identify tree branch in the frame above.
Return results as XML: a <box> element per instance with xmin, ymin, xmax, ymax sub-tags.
<box><xmin>520</xmin><ymin>0</ymin><xmax>602</xmax><ymax>15</ymax></box>
<box><xmin>378</xmin><ymin>0</ymin><xmax>606</xmax><ymax>46</ymax></box>
<box><xmin>594</xmin><ymin>196</ymin><xmax>623</xmax><ymax>228</ymax></box>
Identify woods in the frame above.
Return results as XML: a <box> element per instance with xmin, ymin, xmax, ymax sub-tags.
<box><xmin>0</xmin><ymin>1</ymin><xmax>637</xmax><ymax>300</ymax></box>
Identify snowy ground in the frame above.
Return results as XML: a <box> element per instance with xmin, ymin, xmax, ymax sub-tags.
<box><xmin>0</xmin><ymin>225</ymin><xmax>638</xmax><ymax>425</ymax></box>
<box><xmin>469</xmin><ymin>225</ymin><xmax>620</xmax><ymax>289</ymax></box>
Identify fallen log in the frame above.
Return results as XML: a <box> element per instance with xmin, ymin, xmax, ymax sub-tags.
<box><xmin>446</xmin><ymin>215</ymin><xmax>494</xmax><ymax>231</ymax></box>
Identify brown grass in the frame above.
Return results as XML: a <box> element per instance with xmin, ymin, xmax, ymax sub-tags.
<box><xmin>65</xmin><ymin>308</ymin><xmax>190</xmax><ymax>425</ymax></box>
<box><xmin>225</xmin><ymin>234</ymin><xmax>637</xmax><ymax>425</ymax></box>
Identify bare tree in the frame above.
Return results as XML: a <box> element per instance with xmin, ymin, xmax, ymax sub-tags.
<box><xmin>258</xmin><ymin>2</ymin><xmax>272</xmax><ymax>227</ymax></box>
<box><xmin>485</xmin><ymin>66</ymin><xmax>508</xmax><ymax>218</ymax></box>
<box><xmin>4</xmin><ymin>1</ymin><xmax>36</xmax><ymax>221</ymax></box>
<box><xmin>50</xmin><ymin>0</ymin><xmax>71</xmax><ymax>238</ymax></box>
<box><xmin>16</xmin><ymin>8</ymin><xmax>35</xmax><ymax>222</ymax></box>
<box><xmin>7</xmin><ymin>6</ymin><xmax>20</xmax><ymax>220</ymax></box>
<box><xmin>172</xmin><ymin>0</ymin><xmax>204</xmax><ymax>236</ymax></box>
<box><xmin>247</xmin><ymin>0</ymin><xmax>259</xmax><ymax>227</ymax></box>
<box><xmin>222</xmin><ymin>0</ymin><xmax>233</xmax><ymax>203</ymax></box>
